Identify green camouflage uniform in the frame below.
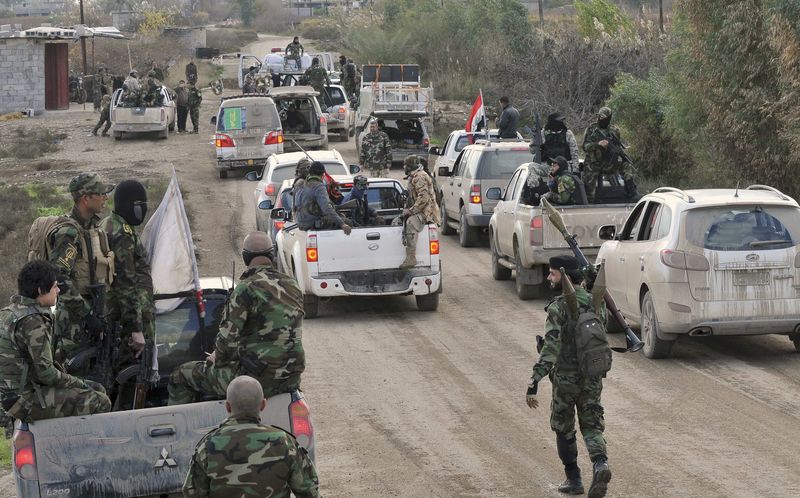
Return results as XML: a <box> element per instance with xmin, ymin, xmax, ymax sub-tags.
<box><xmin>359</xmin><ymin>130</ymin><xmax>392</xmax><ymax>177</ymax></box>
<box><xmin>168</xmin><ymin>264</ymin><xmax>305</xmax><ymax>405</ymax></box>
<box><xmin>101</xmin><ymin>212</ymin><xmax>155</xmax><ymax>372</ymax></box>
<box><xmin>0</xmin><ymin>296</ymin><xmax>110</xmax><ymax>422</ymax></box>
<box><xmin>582</xmin><ymin>123</ymin><xmax>631</xmax><ymax>203</ymax></box>
<box><xmin>92</xmin><ymin>94</ymin><xmax>112</xmax><ymax>136</ymax></box>
<box><xmin>285</xmin><ymin>42</ymin><xmax>304</xmax><ymax>70</ymax></box>
<box><xmin>548</xmin><ymin>173</ymin><xmax>577</xmax><ymax>205</ymax></box>
<box><xmin>183</xmin><ymin>415</ymin><xmax>320</xmax><ymax>497</ymax></box>
<box><xmin>188</xmin><ymin>85</ymin><xmax>203</xmax><ymax>133</ymax></box>
<box><xmin>304</xmin><ymin>65</ymin><xmax>331</xmax><ymax>107</ymax></box>
<box><xmin>529</xmin><ymin>287</ymin><xmax>608</xmax><ymax>459</ymax></box>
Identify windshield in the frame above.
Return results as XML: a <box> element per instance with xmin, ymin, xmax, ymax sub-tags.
<box><xmin>685</xmin><ymin>205</ymin><xmax>800</xmax><ymax>251</ymax></box>
<box><xmin>269</xmin><ymin>161</ymin><xmax>348</xmax><ymax>183</ymax></box>
<box><xmin>323</xmin><ymin>87</ymin><xmax>347</xmax><ymax>107</ymax></box>
<box><xmin>478</xmin><ymin>150</ymin><xmax>532</xmax><ymax>179</ymax></box>
<box><xmin>217</xmin><ymin>103</ymin><xmax>280</xmax><ymax>132</ymax></box>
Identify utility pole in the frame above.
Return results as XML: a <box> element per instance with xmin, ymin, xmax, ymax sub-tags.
<box><xmin>659</xmin><ymin>0</ymin><xmax>664</xmax><ymax>33</ymax></box>
<box><xmin>79</xmin><ymin>0</ymin><xmax>88</xmax><ymax>74</ymax></box>
<box><xmin>538</xmin><ymin>0</ymin><xmax>544</xmax><ymax>27</ymax></box>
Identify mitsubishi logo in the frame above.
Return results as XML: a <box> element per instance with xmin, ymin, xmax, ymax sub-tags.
<box><xmin>155</xmin><ymin>448</ymin><xmax>177</xmax><ymax>469</ymax></box>
<box><xmin>368</xmin><ymin>243</ymin><xmax>379</xmax><ymax>251</ymax></box>
<box><xmin>746</xmin><ymin>253</ymin><xmax>760</xmax><ymax>262</ymax></box>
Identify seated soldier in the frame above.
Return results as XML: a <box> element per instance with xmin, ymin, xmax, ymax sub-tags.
<box><xmin>545</xmin><ymin>156</ymin><xmax>587</xmax><ymax>205</ymax></box>
<box><xmin>294</xmin><ymin>161</ymin><xmax>352</xmax><ymax>234</ymax></box>
<box><xmin>341</xmin><ymin>175</ymin><xmax>383</xmax><ymax>226</ymax></box>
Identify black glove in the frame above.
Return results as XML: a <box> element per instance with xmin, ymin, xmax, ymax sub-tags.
<box><xmin>85</xmin><ymin>315</ymin><xmax>106</xmax><ymax>336</ymax></box>
<box><xmin>535</xmin><ymin>335</ymin><xmax>544</xmax><ymax>353</ymax></box>
<box><xmin>526</xmin><ymin>381</ymin><xmax>538</xmax><ymax>396</ymax></box>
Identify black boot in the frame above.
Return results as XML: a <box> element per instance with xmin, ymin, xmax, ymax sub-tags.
<box><xmin>588</xmin><ymin>456</ymin><xmax>612</xmax><ymax>498</ymax></box>
<box><xmin>624</xmin><ymin>178</ymin><xmax>639</xmax><ymax>200</ymax></box>
<box><xmin>556</xmin><ymin>433</ymin><xmax>584</xmax><ymax>495</ymax></box>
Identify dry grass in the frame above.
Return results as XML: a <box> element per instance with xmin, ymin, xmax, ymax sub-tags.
<box><xmin>0</xmin><ymin>127</ymin><xmax>67</xmax><ymax>160</ymax></box>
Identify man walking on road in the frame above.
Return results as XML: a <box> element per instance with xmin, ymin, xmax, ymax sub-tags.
<box><xmin>360</xmin><ymin>120</ymin><xmax>392</xmax><ymax>177</ymax></box>
<box><xmin>91</xmin><ymin>94</ymin><xmax>112</xmax><ymax>137</ymax></box>
<box><xmin>182</xmin><ymin>375</ymin><xmax>320</xmax><ymax>497</ymax></box>
<box><xmin>496</xmin><ymin>96</ymin><xmax>519</xmax><ymax>138</ymax></box>
<box><xmin>526</xmin><ymin>256</ymin><xmax>612</xmax><ymax>498</ymax></box>
<box><xmin>187</xmin><ymin>82</ymin><xmax>202</xmax><ymax>134</ymax></box>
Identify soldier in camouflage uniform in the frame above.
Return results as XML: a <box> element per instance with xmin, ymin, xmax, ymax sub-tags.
<box><xmin>92</xmin><ymin>65</ymin><xmax>110</xmax><ymax>112</ymax></box>
<box><xmin>188</xmin><ymin>82</ymin><xmax>202</xmax><ymax>134</ymax></box>
<box><xmin>0</xmin><ymin>261</ymin><xmax>110</xmax><ymax>422</ymax></box>
<box><xmin>285</xmin><ymin>36</ymin><xmax>305</xmax><ymax>71</ymax></box>
<box><xmin>49</xmin><ymin>173</ymin><xmax>115</xmax><ymax>364</ymax></box>
<box><xmin>168</xmin><ymin>232</ymin><xmax>307</xmax><ymax>405</ymax></box>
<box><xmin>582</xmin><ymin>107</ymin><xmax>636</xmax><ymax>203</ymax></box>
<box><xmin>359</xmin><ymin>120</ymin><xmax>392</xmax><ymax>177</ymax></box>
<box><xmin>304</xmin><ymin>58</ymin><xmax>331</xmax><ymax>108</ymax></box>
<box><xmin>102</xmin><ymin>180</ymin><xmax>153</xmax><ymax>379</ymax></box>
<box><xmin>293</xmin><ymin>162</ymin><xmax>352</xmax><ymax>234</ymax></box>
<box><xmin>92</xmin><ymin>94</ymin><xmax>112</xmax><ymax>137</ymax></box>
<box><xmin>183</xmin><ymin>375</ymin><xmax>320</xmax><ymax>497</ymax></box>
<box><xmin>400</xmin><ymin>156</ymin><xmax>441</xmax><ymax>269</ymax></box>
<box><xmin>526</xmin><ymin>256</ymin><xmax>611</xmax><ymax>498</ymax></box>
<box><xmin>545</xmin><ymin>156</ymin><xmax>577</xmax><ymax>205</ymax></box>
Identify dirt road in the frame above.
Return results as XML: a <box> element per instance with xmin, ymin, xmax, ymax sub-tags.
<box><xmin>1</xmin><ymin>34</ymin><xmax>799</xmax><ymax>498</ymax></box>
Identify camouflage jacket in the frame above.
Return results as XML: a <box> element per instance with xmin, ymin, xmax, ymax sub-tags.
<box><xmin>294</xmin><ymin>177</ymin><xmax>344</xmax><ymax>230</ymax></box>
<box><xmin>183</xmin><ymin>415</ymin><xmax>320</xmax><ymax>498</ymax></box>
<box><xmin>215</xmin><ymin>265</ymin><xmax>305</xmax><ymax>389</ymax></box>
<box><xmin>582</xmin><ymin>124</ymin><xmax>622</xmax><ymax>168</ymax></box>
<box><xmin>548</xmin><ymin>173</ymin><xmax>576</xmax><ymax>205</ymax></box>
<box><xmin>359</xmin><ymin>131</ymin><xmax>391</xmax><ymax>168</ymax></box>
<box><xmin>188</xmin><ymin>87</ymin><xmax>203</xmax><ymax>108</ymax></box>
<box><xmin>102</xmin><ymin>213</ymin><xmax>154</xmax><ymax>335</ymax></box>
<box><xmin>285</xmin><ymin>42</ymin><xmax>304</xmax><ymax>58</ymax></box>
<box><xmin>407</xmin><ymin>170</ymin><xmax>441</xmax><ymax>225</ymax></box>
<box><xmin>305</xmin><ymin>66</ymin><xmax>330</xmax><ymax>90</ymax></box>
<box><xmin>0</xmin><ymin>296</ymin><xmax>85</xmax><ymax>394</ymax></box>
<box><xmin>530</xmin><ymin>288</ymin><xmax>607</xmax><ymax>382</ymax></box>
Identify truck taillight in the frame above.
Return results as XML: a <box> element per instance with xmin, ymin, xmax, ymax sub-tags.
<box><xmin>530</xmin><ymin>215</ymin><xmax>544</xmax><ymax>246</ymax></box>
<box><xmin>289</xmin><ymin>398</ymin><xmax>314</xmax><ymax>448</ymax></box>
<box><xmin>215</xmin><ymin>134</ymin><xmax>235</xmax><ymax>147</ymax></box>
<box><xmin>660</xmin><ymin>249</ymin><xmax>710</xmax><ymax>271</ymax></box>
<box><xmin>306</xmin><ymin>234</ymin><xmax>318</xmax><ymax>262</ymax></box>
<box><xmin>265</xmin><ymin>130</ymin><xmax>283</xmax><ymax>145</ymax></box>
<box><xmin>266</xmin><ymin>184</ymin><xmax>276</xmax><ymax>196</ymax></box>
<box><xmin>470</xmin><ymin>184</ymin><xmax>481</xmax><ymax>204</ymax></box>
<box><xmin>429</xmin><ymin>226</ymin><xmax>439</xmax><ymax>255</ymax></box>
<box><xmin>13</xmin><ymin>429</ymin><xmax>37</xmax><ymax>480</ymax></box>
<box><xmin>320</xmin><ymin>115</ymin><xmax>327</xmax><ymax>125</ymax></box>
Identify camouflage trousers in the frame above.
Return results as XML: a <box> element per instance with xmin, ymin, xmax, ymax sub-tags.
<box><xmin>109</xmin><ymin>307</ymin><xmax>156</xmax><ymax>376</ymax></box>
<box><xmin>168</xmin><ymin>360</ymin><xmax>302</xmax><ymax>405</ymax></box>
<box><xmin>550</xmin><ymin>371</ymin><xmax>607</xmax><ymax>459</ymax></box>
<box><xmin>286</xmin><ymin>54</ymin><xmax>302</xmax><ymax>70</ymax></box>
<box><xmin>54</xmin><ymin>306</ymin><xmax>95</xmax><ymax>368</ymax></box>
<box><xmin>366</xmin><ymin>163</ymin><xmax>389</xmax><ymax>178</ymax></box>
<box><xmin>189</xmin><ymin>107</ymin><xmax>200</xmax><ymax>132</ymax></box>
<box><xmin>7</xmin><ymin>385</ymin><xmax>111</xmax><ymax>422</ymax></box>
<box><xmin>93</xmin><ymin>109</ymin><xmax>111</xmax><ymax>135</ymax></box>
<box><xmin>583</xmin><ymin>161</ymin><xmax>633</xmax><ymax>203</ymax></box>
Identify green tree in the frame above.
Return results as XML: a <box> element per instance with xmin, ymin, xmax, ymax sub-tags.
<box><xmin>574</xmin><ymin>0</ymin><xmax>634</xmax><ymax>38</ymax></box>
<box><xmin>237</xmin><ymin>0</ymin><xmax>255</xmax><ymax>27</ymax></box>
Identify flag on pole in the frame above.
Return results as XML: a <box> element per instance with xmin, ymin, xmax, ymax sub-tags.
<box><xmin>141</xmin><ymin>168</ymin><xmax>202</xmax><ymax>314</ymax></box>
<box><xmin>466</xmin><ymin>89</ymin><xmax>487</xmax><ymax>144</ymax></box>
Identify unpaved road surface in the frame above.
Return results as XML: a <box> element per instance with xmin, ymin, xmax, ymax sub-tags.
<box><xmin>1</xmin><ymin>35</ymin><xmax>800</xmax><ymax>498</ymax></box>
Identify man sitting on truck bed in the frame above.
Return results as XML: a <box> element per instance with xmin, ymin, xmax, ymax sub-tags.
<box><xmin>341</xmin><ymin>175</ymin><xmax>384</xmax><ymax>227</ymax></box>
<box><xmin>545</xmin><ymin>156</ymin><xmax>587</xmax><ymax>206</ymax></box>
<box><xmin>294</xmin><ymin>161</ymin><xmax>353</xmax><ymax>235</ymax></box>
<box><xmin>168</xmin><ymin>232</ymin><xmax>307</xmax><ymax>404</ymax></box>
<box><xmin>400</xmin><ymin>156</ymin><xmax>441</xmax><ymax>269</ymax></box>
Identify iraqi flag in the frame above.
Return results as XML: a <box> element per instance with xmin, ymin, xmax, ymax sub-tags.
<box><xmin>466</xmin><ymin>90</ymin><xmax>487</xmax><ymax>143</ymax></box>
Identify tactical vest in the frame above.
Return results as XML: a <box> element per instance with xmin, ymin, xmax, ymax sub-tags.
<box><xmin>542</xmin><ymin>130</ymin><xmax>571</xmax><ymax>162</ymax></box>
<box><xmin>0</xmin><ymin>302</ymin><xmax>48</xmax><ymax>393</ymax></box>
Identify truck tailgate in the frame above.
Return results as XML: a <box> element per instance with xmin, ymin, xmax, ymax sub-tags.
<box><xmin>114</xmin><ymin>107</ymin><xmax>164</xmax><ymax>124</ymax></box>
<box><xmin>316</xmin><ymin>226</ymin><xmax>431</xmax><ymax>273</ymax></box>
<box><xmin>542</xmin><ymin>204</ymin><xmax>633</xmax><ymax>250</ymax></box>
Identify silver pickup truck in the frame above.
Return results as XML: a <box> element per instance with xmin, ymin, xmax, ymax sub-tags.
<box><xmin>487</xmin><ymin>163</ymin><xmax>634</xmax><ymax>299</ymax></box>
<box><xmin>12</xmin><ymin>277</ymin><xmax>316</xmax><ymax>498</ymax></box>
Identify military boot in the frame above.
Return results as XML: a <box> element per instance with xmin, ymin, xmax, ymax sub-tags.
<box><xmin>556</xmin><ymin>433</ymin><xmax>584</xmax><ymax>494</ymax></box>
<box><xmin>588</xmin><ymin>457</ymin><xmax>612</xmax><ymax>498</ymax></box>
<box><xmin>558</xmin><ymin>467</ymin><xmax>584</xmax><ymax>495</ymax></box>
<box><xmin>399</xmin><ymin>247</ymin><xmax>416</xmax><ymax>269</ymax></box>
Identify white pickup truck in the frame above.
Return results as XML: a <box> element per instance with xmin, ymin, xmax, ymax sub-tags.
<box><xmin>274</xmin><ymin>178</ymin><xmax>442</xmax><ymax>317</ymax></box>
<box><xmin>12</xmin><ymin>278</ymin><xmax>316</xmax><ymax>498</ymax></box>
<box><xmin>110</xmin><ymin>87</ymin><xmax>176</xmax><ymax>140</ymax></box>
<box><xmin>487</xmin><ymin>163</ymin><xmax>634</xmax><ymax>299</ymax></box>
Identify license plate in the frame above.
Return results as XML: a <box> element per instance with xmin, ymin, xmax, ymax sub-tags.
<box><xmin>133</xmin><ymin>107</ymin><xmax>146</xmax><ymax>115</ymax></box>
<box><xmin>733</xmin><ymin>271</ymin><xmax>769</xmax><ymax>286</ymax></box>
<box><xmin>247</xmin><ymin>159</ymin><xmax>254</xmax><ymax>165</ymax></box>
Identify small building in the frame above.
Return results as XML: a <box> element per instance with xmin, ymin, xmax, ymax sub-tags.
<box><xmin>162</xmin><ymin>27</ymin><xmax>207</xmax><ymax>56</ymax></box>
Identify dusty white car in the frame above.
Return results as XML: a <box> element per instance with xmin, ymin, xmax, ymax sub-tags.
<box><xmin>596</xmin><ymin>186</ymin><xmax>800</xmax><ymax>358</ymax></box>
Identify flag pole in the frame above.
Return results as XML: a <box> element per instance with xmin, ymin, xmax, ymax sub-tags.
<box><xmin>481</xmin><ymin>89</ymin><xmax>489</xmax><ymax>142</ymax></box>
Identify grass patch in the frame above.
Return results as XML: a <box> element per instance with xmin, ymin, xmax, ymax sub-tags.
<box><xmin>0</xmin><ymin>127</ymin><xmax>67</xmax><ymax>160</ymax></box>
<box><xmin>0</xmin><ymin>436</ymin><xmax>10</xmax><ymax>469</ymax></box>
<box><xmin>206</xmin><ymin>28</ymin><xmax>259</xmax><ymax>53</ymax></box>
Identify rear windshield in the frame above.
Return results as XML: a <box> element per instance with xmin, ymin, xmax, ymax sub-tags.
<box><xmin>685</xmin><ymin>205</ymin><xmax>800</xmax><ymax>251</ymax></box>
<box><xmin>268</xmin><ymin>161</ymin><xmax>349</xmax><ymax>183</ymax></box>
<box><xmin>379</xmin><ymin>119</ymin><xmax>424</xmax><ymax>143</ymax></box>
<box><xmin>454</xmin><ymin>134</ymin><xmax>502</xmax><ymax>152</ymax></box>
<box><xmin>217</xmin><ymin>103</ymin><xmax>280</xmax><ymax>132</ymax></box>
<box><xmin>367</xmin><ymin>187</ymin><xmax>404</xmax><ymax>211</ymax></box>
<box><xmin>323</xmin><ymin>87</ymin><xmax>346</xmax><ymax>107</ymax></box>
<box><xmin>477</xmin><ymin>149</ymin><xmax>532</xmax><ymax>179</ymax></box>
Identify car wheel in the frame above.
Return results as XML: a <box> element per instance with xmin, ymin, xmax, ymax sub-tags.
<box><xmin>515</xmin><ymin>243</ymin><xmax>542</xmax><ymax>300</ymax></box>
<box><xmin>790</xmin><ymin>333</ymin><xmax>800</xmax><ymax>353</ymax></box>
<box><xmin>458</xmin><ymin>205</ymin><xmax>479</xmax><ymax>247</ymax></box>
<box><xmin>218</xmin><ymin>170</ymin><xmax>228</xmax><ymax>179</ymax></box>
<box><xmin>160</xmin><ymin>129</ymin><xmax>169</xmax><ymax>139</ymax></box>
<box><xmin>415</xmin><ymin>293</ymin><xmax>439</xmax><ymax>311</ymax></box>
<box><xmin>640</xmin><ymin>291</ymin><xmax>675</xmax><ymax>359</ymax></box>
<box><xmin>114</xmin><ymin>132</ymin><xmax>122</xmax><ymax>140</ymax></box>
<box><xmin>304</xmin><ymin>294</ymin><xmax>320</xmax><ymax>318</ymax></box>
<box><xmin>490</xmin><ymin>231</ymin><xmax>511</xmax><ymax>281</ymax></box>
<box><xmin>440</xmin><ymin>200</ymin><xmax>455</xmax><ymax>235</ymax></box>
<box><xmin>168</xmin><ymin>122</ymin><xmax>175</xmax><ymax>132</ymax></box>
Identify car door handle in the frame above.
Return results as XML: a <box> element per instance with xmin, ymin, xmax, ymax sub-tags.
<box><xmin>456</xmin><ymin>183</ymin><xmax>462</xmax><ymax>187</ymax></box>
<box><xmin>149</xmin><ymin>426</ymin><xmax>176</xmax><ymax>437</ymax></box>
<box><xmin>366</xmin><ymin>232</ymin><xmax>380</xmax><ymax>240</ymax></box>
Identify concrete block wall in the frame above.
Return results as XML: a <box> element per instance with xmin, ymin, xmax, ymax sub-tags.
<box><xmin>0</xmin><ymin>38</ymin><xmax>45</xmax><ymax>115</ymax></box>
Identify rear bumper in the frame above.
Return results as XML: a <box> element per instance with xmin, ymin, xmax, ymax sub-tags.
<box><xmin>216</xmin><ymin>158</ymin><xmax>265</xmax><ymax>171</ymax></box>
<box><xmin>112</xmin><ymin>123</ymin><xmax>166</xmax><ymax>132</ymax></box>
<box><xmin>284</xmin><ymin>136</ymin><xmax>327</xmax><ymax>151</ymax></box>
<box><xmin>466</xmin><ymin>214</ymin><xmax>492</xmax><ymax>227</ymax></box>
<box><xmin>309</xmin><ymin>268</ymin><xmax>441</xmax><ymax>296</ymax></box>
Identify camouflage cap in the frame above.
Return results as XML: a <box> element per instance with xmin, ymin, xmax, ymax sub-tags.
<box><xmin>69</xmin><ymin>173</ymin><xmax>115</xmax><ymax>199</ymax></box>
<box><xmin>598</xmin><ymin>107</ymin><xmax>612</xmax><ymax>118</ymax></box>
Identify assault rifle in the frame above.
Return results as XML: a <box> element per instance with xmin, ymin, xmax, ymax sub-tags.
<box><xmin>132</xmin><ymin>336</ymin><xmax>158</xmax><ymax>410</ymax></box>
<box><xmin>531</xmin><ymin>111</ymin><xmax>543</xmax><ymax>163</ymax></box>
<box><xmin>541</xmin><ymin>198</ymin><xmax>644</xmax><ymax>353</ymax></box>
<box><xmin>599</xmin><ymin>128</ymin><xmax>632</xmax><ymax>165</ymax></box>
<box><xmin>86</xmin><ymin>282</ymin><xmax>121</xmax><ymax>392</ymax></box>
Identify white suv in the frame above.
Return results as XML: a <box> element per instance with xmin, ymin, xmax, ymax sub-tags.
<box><xmin>596</xmin><ymin>185</ymin><xmax>800</xmax><ymax>358</ymax></box>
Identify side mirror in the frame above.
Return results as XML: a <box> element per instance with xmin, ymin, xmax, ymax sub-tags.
<box><xmin>258</xmin><ymin>199</ymin><xmax>273</xmax><ymax>210</ymax></box>
<box><xmin>485</xmin><ymin>187</ymin><xmax>502</xmax><ymax>200</ymax></box>
<box><xmin>245</xmin><ymin>171</ymin><xmax>261</xmax><ymax>181</ymax></box>
<box><xmin>598</xmin><ymin>225</ymin><xmax>617</xmax><ymax>241</ymax></box>
<box><xmin>210</xmin><ymin>115</ymin><xmax>217</xmax><ymax>126</ymax></box>
<box><xmin>349</xmin><ymin>164</ymin><xmax>361</xmax><ymax>174</ymax></box>
<box><xmin>271</xmin><ymin>207</ymin><xmax>287</xmax><ymax>220</ymax></box>
<box><xmin>428</xmin><ymin>145</ymin><xmax>440</xmax><ymax>156</ymax></box>
<box><xmin>437</xmin><ymin>166</ymin><xmax>452</xmax><ymax>177</ymax></box>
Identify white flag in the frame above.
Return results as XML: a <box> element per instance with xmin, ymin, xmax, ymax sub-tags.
<box><xmin>141</xmin><ymin>169</ymin><xmax>201</xmax><ymax>314</ymax></box>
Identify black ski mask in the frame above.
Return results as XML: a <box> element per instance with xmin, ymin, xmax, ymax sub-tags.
<box><xmin>545</xmin><ymin>112</ymin><xmax>567</xmax><ymax>132</ymax></box>
<box><xmin>598</xmin><ymin>115</ymin><xmax>612</xmax><ymax>129</ymax></box>
<box><xmin>114</xmin><ymin>180</ymin><xmax>148</xmax><ymax>226</ymax></box>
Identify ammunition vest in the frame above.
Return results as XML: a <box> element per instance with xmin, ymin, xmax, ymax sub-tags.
<box><xmin>0</xmin><ymin>302</ymin><xmax>48</xmax><ymax>392</ymax></box>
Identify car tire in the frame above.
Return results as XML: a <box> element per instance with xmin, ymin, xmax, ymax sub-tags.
<box><xmin>790</xmin><ymin>333</ymin><xmax>800</xmax><ymax>353</ymax></box>
<box><xmin>160</xmin><ymin>129</ymin><xmax>169</xmax><ymax>139</ymax></box>
<box><xmin>490</xmin><ymin>231</ymin><xmax>511</xmax><ymax>281</ymax></box>
<box><xmin>168</xmin><ymin>122</ymin><xmax>175</xmax><ymax>132</ymax></box>
<box><xmin>640</xmin><ymin>291</ymin><xmax>675</xmax><ymax>359</ymax></box>
<box><xmin>416</xmin><ymin>293</ymin><xmax>439</xmax><ymax>311</ymax></box>
<box><xmin>304</xmin><ymin>294</ymin><xmax>320</xmax><ymax>318</ymax></box>
<box><xmin>440</xmin><ymin>201</ymin><xmax>455</xmax><ymax>235</ymax></box>
<box><xmin>218</xmin><ymin>170</ymin><xmax>228</xmax><ymax>179</ymax></box>
<box><xmin>515</xmin><ymin>243</ymin><xmax>542</xmax><ymax>300</ymax></box>
<box><xmin>114</xmin><ymin>132</ymin><xmax>122</xmax><ymax>140</ymax></box>
<box><xmin>458</xmin><ymin>205</ymin><xmax>479</xmax><ymax>247</ymax></box>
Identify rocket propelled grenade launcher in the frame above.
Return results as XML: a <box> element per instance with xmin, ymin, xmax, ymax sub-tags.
<box><xmin>542</xmin><ymin>198</ymin><xmax>645</xmax><ymax>353</ymax></box>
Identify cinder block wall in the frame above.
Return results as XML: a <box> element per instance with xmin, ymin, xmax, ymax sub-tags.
<box><xmin>0</xmin><ymin>38</ymin><xmax>45</xmax><ymax>115</ymax></box>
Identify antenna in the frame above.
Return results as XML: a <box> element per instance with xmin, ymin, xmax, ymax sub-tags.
<box><xmin>291</xmin><ymin>139</ymin><xmax>314</xmax><ymax>162</ymax></box>
<box><xmin>734</xmin><ymin>181</ymin><xmax>739</xmax><ymax>198</ymax></box>
<box><xmin>231</xmin><ymin>260</ymin><xmax>236</xmax><ymax>289</ymax></box>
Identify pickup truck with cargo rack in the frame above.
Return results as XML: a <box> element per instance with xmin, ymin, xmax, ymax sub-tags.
<box><xmin>110</xmin><ymin>87</ymin><xmax>176</xmax><ymax>140</ymax></box>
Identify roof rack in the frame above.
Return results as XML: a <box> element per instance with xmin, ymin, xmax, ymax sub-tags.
<box><xmin>745</xmin><ymin>185</ymin><xmax>789</xmax><ymax>200</ymax></box>
<box><xmin>220</xmin><ymin>93</ymin><xmax>273</xmax><ymax>101</ymax></box>
<box><xmin>653</xmin><ymin>187</ymin><xmax>695</xmax><ymax>203</ymax></box>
